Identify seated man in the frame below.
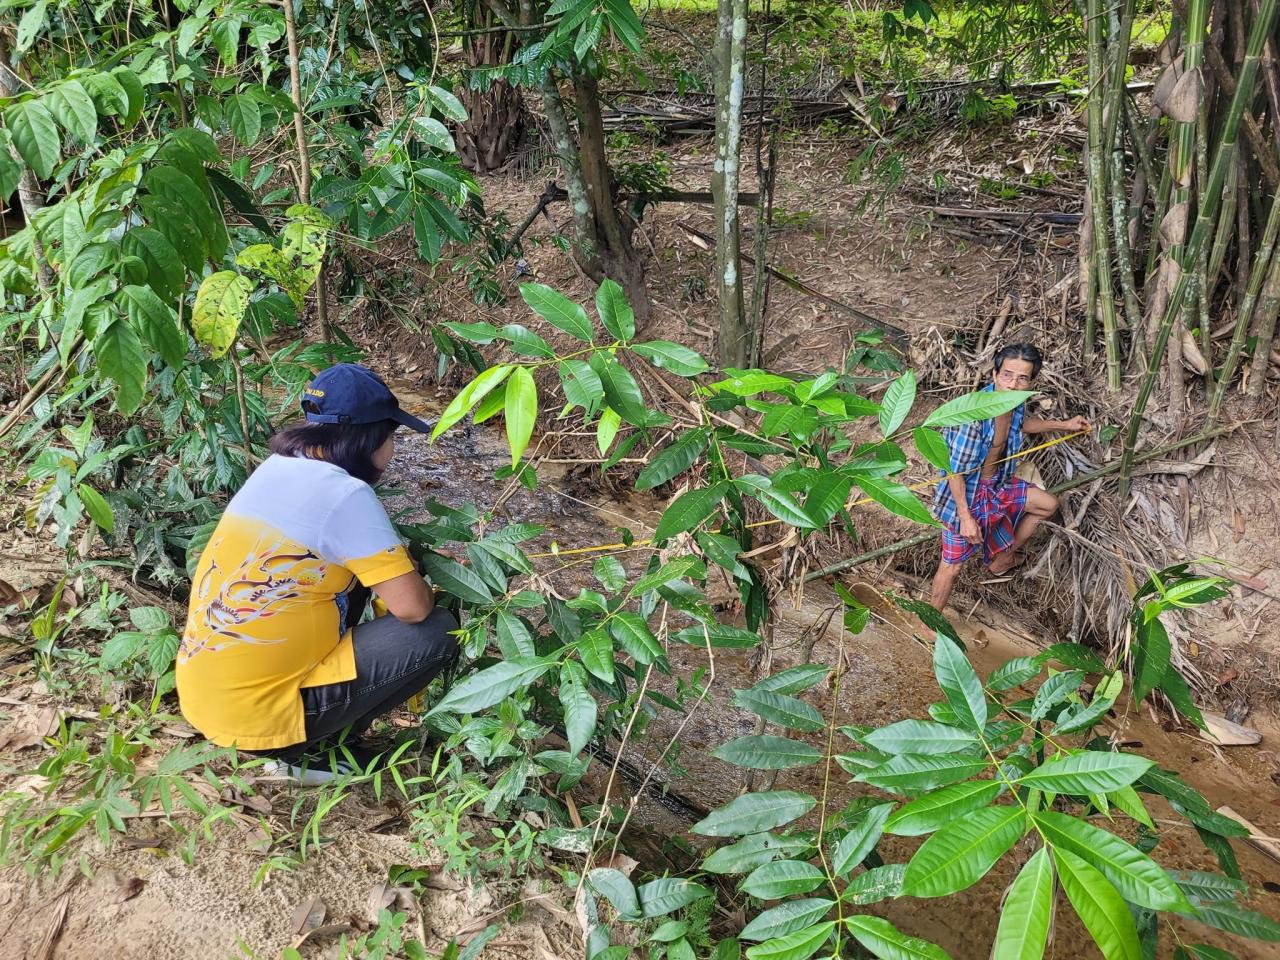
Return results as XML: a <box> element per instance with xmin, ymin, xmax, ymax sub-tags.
<box><xmin>928</xmin><ymin>343</ymin><xmax>1089</xmax><ymax>612</ymax></box>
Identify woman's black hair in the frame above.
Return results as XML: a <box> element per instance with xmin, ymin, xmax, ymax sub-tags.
<box><xmin>268</xmin><ymin>403</ymin><xmax>397</xmax><ymax>484</ymax></box>
<box><xmin>992</xmin><ymin>342</ymin><xmax>1043</xmax><ymax>378</ymax></box>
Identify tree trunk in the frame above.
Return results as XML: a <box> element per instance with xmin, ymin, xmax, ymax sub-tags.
<box><xmin>713</xmin><ymin>0</ymin><xmax>748</xmax><ymax>368</ymax></box>
<box><xmin>457</xmin><ymin>6</ymin><xmax>525</xmax><ymax>174</ymax></box>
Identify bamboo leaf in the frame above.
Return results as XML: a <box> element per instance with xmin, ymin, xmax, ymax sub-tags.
<box><xmin>902</xmin><ymin>805</ymin><xmax>1025</xmax><ymax>898</ymax></box>
<box><xmin>692</xmin><ymin>791</ymin><xmax>817</xmax><ymax>837</ymax></box>
<box><xmin>1054</xmin><ymin>849</ymin><xmax>1141</xmax><ymax>960</ymax></box>
<box><xmin>713</xmin><ymin>735</ymin><xmax>822</xmax><ymax>770</ymax></box>
<box><xmin>992</xmin><ymin>847</ymin><xmax>1054</xmax><ymax>960</ymax></box>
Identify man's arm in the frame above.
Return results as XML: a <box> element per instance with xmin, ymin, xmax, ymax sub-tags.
<box><xmin>373</xmin><ymin>571</ymin><xmax>435</xmax><ymax>623</ymax></box>
<box><xmin>1024</xmin><ymin>415</ymin><xmax>1091</xmax><ymax>435</ymax></box>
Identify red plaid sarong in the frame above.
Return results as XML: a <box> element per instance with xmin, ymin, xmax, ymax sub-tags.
<box><xmin>940</xmin><ymin>476</ymin><xmax>1030</xmax><ymax>565</ymax></box>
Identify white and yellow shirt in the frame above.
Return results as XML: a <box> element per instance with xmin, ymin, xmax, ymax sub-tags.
<box><xmin>176</xmin><ymin>455</ymin><xmax>414</xmax><ymax>749</ymax></box>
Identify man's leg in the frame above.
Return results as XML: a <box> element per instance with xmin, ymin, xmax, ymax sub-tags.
<box><xmin>929</xmin><ymin>531</ymin><xmax>974</xmax><ymax>612</ymax></box>
<box><xmin>988</xmin><ymin>487</ymin><xmax>1058</xmax><ymax>574</ymax></box>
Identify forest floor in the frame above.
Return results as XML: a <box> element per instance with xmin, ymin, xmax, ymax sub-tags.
<box><xmin>5</xmin><ymin>10</ymin><xmax>1280</xmax><ymax>960</ymax></box>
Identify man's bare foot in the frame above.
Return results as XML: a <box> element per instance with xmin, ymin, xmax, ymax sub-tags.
<box><xmin>988</xmin><ymin>550</ymin><xmax>1026</xmax><ymax>575</ymax></box>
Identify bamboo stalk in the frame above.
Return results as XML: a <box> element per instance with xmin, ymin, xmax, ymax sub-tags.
<box><xmin>1247</xmin><ymin>244</ymin><xmax>1280</xmax><ymax>402</ymax></box>
<box><xmin>1208</xmin><ymin>186</ymin><xmax>1280</xmax><ymax>424</ymax></box>
<box><xmin>1086</xmin><ymin>0</ymin><xmax>1122</xmax><ymax>389</ymax></box>
<box><xmin>1107</xmin><ymin>1</ymin><xmax>1143</xmax><ymax>337</ymax></box>
<box><xmin>1120</xmin><ymin>0</ymin><xmax>1278</xmax><ymax>497</ymax></box>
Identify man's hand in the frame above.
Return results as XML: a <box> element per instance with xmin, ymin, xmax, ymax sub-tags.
<box><xmin>1061</xmin><ymin>415</ymin><xmax>1091</xmax><ymax>433</ymax></box>
<box><xmin>959</xmin><ymin>514</ymin><xmax>981</xmax><ymax>544</ymax></box>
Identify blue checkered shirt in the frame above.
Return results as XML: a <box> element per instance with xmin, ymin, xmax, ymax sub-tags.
<box><xmin>932</xmin><ymin>383</ymin><xmax>1026</xmax><ymax>531</ymax></box>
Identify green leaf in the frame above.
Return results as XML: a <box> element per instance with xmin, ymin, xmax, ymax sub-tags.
<box><xmin>632</xmin><ymin>340</ymin><xmax>709</xmax><ymax>377</ymax></box>
<box><xmin>832</xmin><ymin>802</ymin><xmax>894</xmax><ymax>877</ymax></box>
<box><xmin>495</xmin><ymin>610</ymin><xmax>536</xmax><ymax>658</ymax></box>
<box><xmin>752</xmin><ymin>665</ymin><xmax>829</xmax><ymax>696</ymax></box>
<box><xmin>671</xmin><ymin>622</ymin><xmax>761</xmax><ymax>648</ymax></box>
<box><xmin>1169</xmin><ymin>870</ymin><xmax>1246</xmax><ymax>903</ymax></box>
<box><xmin>637</xmin><ymin>428</ymin><xmax>709</xmax><ymax>490</ymax></box>
<box><xmin>595</xmin><ymin>405</ymin><xmax>621</xmax><ymax>455</ymax></box>
<box><xmin>15</xmin><ymin>0</ymin><xmax>47</xmax><ymax>53</ymax></box>
<box><xmin>987</xmin><ymin>656</ymin><xmax>1042</xmax><ymax>692</ymax></box>
<box><xmin>902</xmin><ymin>805</ymin><xmax>1024</xmax><ymax>898</ymax></box>
<box><xmin>592</xmin><ymin>356</ymin><xmax>647</xmax><ymax>426</ymax></box>
<box><xmin>77</xmin><ymin>484</ymin><xmax>114</xmax><ymax>533</ymax></box>
<box><xmin>225</xmin><ymin>94</ymin><xmax>262</xmax><ymax>146</ymax></box>
<box><xmin>559</xmin><ymin>359</ymin><xmax>603</xmax><ymax>411</ymax></box>
<box><xmin>855</xmin><ymin>753</ymin><xmax>989</xmax><ymax>795</ymax></box>
<box><xmin>420</xmin><ymin>553</ymin><xmax>495</xmax><ymax>605</ymax></box>
<box><xmin>100</xmin><ymin>631</ymin><xmax>148</xmax><ymax>671</ymax></box>
<box><xmin>560</xmin><ymin>666</ymin><xmax>596</xmax><ymax>755</ymax></box>
<box><xmin>740</xmin><ymin>899</ymin><xmax>834</xmax><ymax>943</ymax></box>
<box><xmin>587</xmin><ymin>868</ymin><xmax>639</xmax><ymax>921</ymax></box>
<box><xmin>433</xmin><ymin>365</ymin><xmax>514</xmax><ymax>439</ymax></box>
<box><xmin>736</xmin><ymin>475</ymin><xmax>816</xmax><ymax>529</ymax></box>
<box><xmin>191</xmin><ymin>271</ymin><xmax>251</xmax><ymax>358</ymax></box>
<box><xmin>862</xmin><ymin>720</ymin><xmax>979</xmax><ymax>756</ymax></box>
<box><xmin>1032</xmin><ymin>811</ymin><xmax>1190</xmax><ymax>911</ymax></box>
<box><xmin>1132</xmin><ymin>618</ymin><xmax>1171</xmax><ymax>703</ymax></box>
<box><xmin>711</xmin><ymin>370</ymin><xmax>795</xmax><ymax>397</ymax></box>
<box><xmin>427</xmin><ymin>85</ymin><xmax>468</xmax><ymax>122</ymax></box>
<box><xmin>413</xmin><ymin>116</ymin><xmax>455</xmax><ymax>152</ymax></box>
<box><xmin>578</xmin><ymin>629</ymin><xmax>615</xmax><ymax>683</ymax></box>
<box><xmin>94</xmin><ymin>317</ymin><xmax>148</xmax><ymax>415</ymax></box>
<box><xmin>692</xmin><ymin>791</ymin><xmax>816</xmax><ymax>837</ymax></box>
<box><xmin>609</xmin><ymin>612</ymin><xmax>663</xmax><ymax>665</ymax></box>
<box><xmin>638</xmin><ymin>877</ymin><xmax>710</xmax><ymax>918</ymax></box>
<box><xmin>504</xmin><ymin>366</ymin><xmax>537</xmax><ymax>466</ymax></box>
<box><xmin>654</xmin><ymin>482</ymin><xmax>728</xmax><ymax>542</ymax></box>
<box><xmin>879</xmin><ymin>370</ymin><xmax>916</xmax><ymax>436</ymax></box>
<box><xmin>992</xmin><ymin>847</ymin><xmax>1054</xmax><ymax>960</ymax></box>
<box><xmin>744</xmin><ymin>922</ymin><xmax>835</xmax><ymax>960</ymax></box>
<box><xmin>913</xmin><ymin>427</ymin><xmax>951</xmax><ymax>472</ymax></box>
<box><xmin>1178</xmin><ymin>900</ymin><xmax>1280</xmax><ymax>941</ymax></box>
<box><xmin>119</xmin><ymin>285</ymin><xmax>185</xmax><ymax>369</ymax></box>
<box><xmin>845</xmin><ymin>915</ymin><xmax>951</xmax><ymax>960</ymax></box>
<box><xmin>428</xmin><ymin>658</ymin><xmax>552</xmax><ymax>715</ymax></box>
<box><xmin>1157</xmin><ymin>667</ymin><xmax>1206</xmax><ymax>731</ymax></box>
<box><xmin>499</xmin><ymin>323</ymin><xmax>554</xmax><ymax>358</ymax></box>
<box><xmin>630</xmin><ymin>556</ymin><xmax>705</xmax><ymax>595</ymax></box>
<box><xmin>884</xmin><ymin>781</ymin><xmax>1003</xmax><ymax>836</ymax></box>
<box><xmin>0</xmin><ymin>136</ymin><xmax>20</xmax><ymax>203</ymax></box>
<box><xmin>1138</xmin><ymin>767</ymin><xmax>1248</xmax><ymax>838</ymax></box>
<box><xmin>520</xmin><ymin>283</ymin><xmax>593</xmax><ymax>341</ymax></box>
<box><xmin>49</xmin><ymin>80</ymin><xmax>98</xmax><ymax>144</ymax></box>
<box><xmin>595</xmin><ymin>278</ymin><xmax>635</xmax><ymax>340</ymax></box>
<box><xmin>713</xmin><ymin>735</ymin><xmax>822</xmax><ymax>770</ymax></box>
<box><xmin>852</xmin><ymin>475</ymin><xmax>939</xmax><ymax>527</ymax></box>
<box><xmin>211</xmin><ymin>15</ymin><xmax>242</xmax><ymax>67</ymax></box>
<box><xmin>730</xmin><ymin>689</ymin><xmax>824</xmax><ymax>732</ymax></box>
<box><xmin>5</xmin><ymin>100</ymin><xmax>60</xmax><ymax>179</ymax></box>
<box><xmin>1018</xmin><ymin>751</ymin><xmax>1154</xmax><ymax>796</ymax></box>
<box><xmin>1054</xmin><ymin>848</ymin><xmax>1141</xmax><ymax>960</ymax></box>
<box><xmin>923</xmin><ymin>390</ymin><xmax>1035</xmax><ymax>428</ymax></box>
<box><xmin>844</xmin><ymin>863</ymin><xmax>906</xmax><ymax>905</ymax></box>
<box><xmin>933</xmin><ymin>634</ymin><xmax>987</xmax><ymax>732</ymax></box>
<box><xmin>112</xmin><ymin>67</ymin><xmax>144</xmax><ymax>128</ymax></box>
<box><xmin>123</xmin><ymin>227</ymin><xmax>185</xmax><ymax>301</ymax></box>
<box><xmin>740</xmin><ymin>860</ymin><xmax>826</xmax><ymax>899</ymax></box>
<box><xmin>702</xmin><ymin>832</ymin><xmax>812</xmax><ymax>875</ymax></box>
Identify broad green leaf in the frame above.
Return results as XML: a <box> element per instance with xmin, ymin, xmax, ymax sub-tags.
<box><xmin>654</xmin><ymin>482</ymin><xmax>728</xmax><ymax>542</ymax></box>
<box><xmin>112</xmin><ymin>67</ymin><xmax>144</xmax><ymax>127</ymax></box>
<box><xmin>862</xmin><ymin>719</ymin><xmax>979</xmax><ymax>756</ymax></box>
<box><xmin>1169</xmin><ymin>870</ymin><xmax>1246</xmax><ymax>903</ymax></box>
<box><xmin>211</xmin><ymin>15</ymin><xmax>242</xmax><ymax>66</ymax></box>
<box><xmin>588</xmin><ymin>868</ymin><xmax>639</xmax><ymax>921</ymax></box>
<box><xmin>495</xmin><ymin>610</ymin><xmax>535</xmax><ymax>658</ymax></box>
<box><xmin>192</xmin><ymin>271</ymin><xmax>251</xmax><ymax>358</ymax></box>
<box><xmin>1138</xmin><ymin>768</ymin><xmax>1248</xmax><ymax>838</ymax></box>
<box><xmin>595</xmin><ymin>278</ymin><xmax>635</xmax><ymax>340</ymax></box>
<box><xmin>427</xmin><ymin>85</ymin><xmax>468</xmax><ymax>122</ymax></box>
<box><xmin>832</xmin><ymin>802</ymin><xmax>894</xmax><ymax>877</ymax></box>
<box><xmin>713</xmin><ymin>735</ymin><xmax>821</xmax><ymax>770</ymax></box>
<box><xmin>433</xmin><ymin>365</ymin><xmax>513</xmax><ymax>439</ymax></box>
<box><xmin>446</xmin><ymin>321</ymin><xmax>500</xmax><ymax>344</ymax></box>
<box><xmin>803</xmin><ymin>472</ymin><xmax>853</xmax><ymax>526</ymax></box>
<box><xmin>123</xmin><ymin>226</ymin><xmax>185</xmax><ymax>300</ymax></box>
<box><xmin>609</xmin><ymin>612</ymin><xmax>662</xmax><ymax>665</ymax></box>
<box><xmin>992</xmin><ymin>847</ymin><xmax>1054</xmax><ymax>960</ymax></box>
<box><xmin>559</xmin><ymin>359</ymin><xmax>603</xmax><ymax>411</ymax></box>
<box><xmin>638</xmin><ymin>877</ymin><xmax>710</xmax><ymax>918</ymax></box>
<box><xmin>855</xmin><ymin>753</ymin><xmax>989</xmax><ymax>795</ymax></box>
<box><xmin>913</xmin><ymin>427</ymin><xmax>951</xmax><ymax>472</ymax></box>
<box><xmin>745</xmin><ymin>922</ymin><xmax>835</xmax><ymax>960</ymax></box>
<box><xmin>1158</xmin><ymin>667</ymin><xmax>1207</xmax><ymax>731</ymax></box>
<box><xmin>504</xmin><ymin>366</ymin><xmax>537</xmax><ymax>466</ymax></box>
<box><xmin>1108</xmin><ymin>785</ymin><xmax>1155</xmax><ymax>829</ymax></box>
<box><xmin>630</xmin><ymin>555</ymin><xmax>705</xmax><ymax>595</ymax></box>
<box><xmin>413</xmin><ymin>116</ymin><xmax>455</xmax><ymax>152</ymax></box>
<box><xmin>77</xmin><ymin>484</ymin><xmax>114</xmax><ymax>533</ymax></box>
<box><xmin>884</xmin><ymin>781</ymin><xmax>1003</xmax><ymax>836</ymax></box>
<box><xmin>632</xmin><ymin>340</ymin><xmax>709</xmax><ymax>377</ymax></box>
<box><xmin>671</xmin><ymin>622</ymin><xmax>761</xmax><ymax>648</ymax></box>
<box><xmin>119</xmin><ymin>285</ymin><xmax>185</xmax><ymax>369</ymax></box>
<box><xmin>15</xmin><ymin>0</ymin><xmax>47</xmax><ymax>53</ymax></box>
<box><xmin>933</xmin><ymin>634</ymin><xmax>987</xmax><ymax>732</ymax></box>
<box><xmin>702</xmin><ymin>832</ymin><xmax>812</xmax><ymax>875</ymax></box>
<box><xmin>844</xmin><ymin>863</ymin><xmax>906</xmax><ymax>905</ymax></box>
<box><xmin>1029</xmin><ymin>670</ymin><xmax>1084</xmax><ymax>721</ymax></box>
<box><xmin>711</xmin><ymin>370</ymin><xmax>795</xmax><ymax>397</ymax></box>
<box><xmin>1036</xmin><ymin>642</ymin><xmax>1108</xmax><ymax>673</ymax></box>
<box><xmin>637</xmin><ymin>428</ymin><xmax>709</xmax><ymax>490</ymax></box>
<box><xmin>520</xmin><ymin>283</ymin><xmax>593</xmax><ymax>341</ymax></box>
<box><xmin>428</xmin><ymin>658</ymin><xmax>552</xmax><ymax>715</ymax></box>
<box><xmin>1033</xmin><ymin>811</ymin><xmax>1190</xmax><ymax>911</ymax></box>
<box><xmin>578</xmin><ymin>628</ymin><xmax>615</xmax><ymax>683</ymax></box>
<box><xmin>731</xmin><ymin>688</ymin><xmax>824</xmax><ymax>732</ymax></box>
<box><xmin>0</xmin><ymin>136</ymin><xmax>20</xmax><ymax>202</ymax></box>
<box><xmin>751</xmin><ymin>665</ymin><xmax>829</xmax><ymax>696</ymax></box>
<box><xmin>902</xmin><ymin>805</ymin><xmax>1024</xmax><ymax>898</ymax></box>
<box><xmin>1017</xmin><ymin>751</ymin><xmax>1153</xmax><ymax>796</ymax></box>
<box><xmin>740</xmin><ymin>899</ymin><xmax>834</xmax><ymax>942</ymax></box>
<box><xmin>49</xmin><ymin>80</ymin><xmax>97</xmax><ymax>144</ymax></box>
<box><xmin>736</xmin><ymin>475</ymin><xmax>816</xmax><ymax>529</ymax></box>
<box><xmin>596</xmin><ymin>405</ymin><xmax>621</xmax><ymax>454</ymax></box>
<box><xmin>560</xmin><ymin>666</ymin><xmax>596</xmax><ymax>755</ymax></box>
<box><xmin>1177</xmin><ymin>900</ymin><xmax>1280</xmax><ymax>941</ymax></box>
<box><xmin>879</xmin><ymin>370</ymin><xmax>916</xmax><ymax>436</ymax></box>
<box><xmin>987</xmin><ymin>656</ymin><xmax>1042</xmax><ymax>692</ymax></box>
<box><xmin>225</xmin><ymin>94</ymin><xmax>261</xmax><ymax>146</ymax></box>
<box><xmin>94</xmin><ymin>317</ymin><xmax>148</xmax><ymax>415</ymax></box>
<box><xmin>740</xmin><ymin>860</ymin><xmax>825</xmax><ymax>899</ymax></box>
<box><xmin>692</xmin><ymin>791</ymin><xmax>816</xmax><ymax>837</ymax></box>
<box><xmin>5</xmin><ymin>100</ymin><xmax>60</xmax><ymax>179</ymax></box>
<box><xmin>923</xmin><ymin>390</ymin><xmax>1036</xmax><ymax>428</ymax></box>
<box><xmin>420</xmin><ymin>553</ymin><xmax>494</xmax><ymax>605</ymax></box>
<box><xmin>852</xmin><ymin>475</ymin><xmax>938</xmax><ymax>527</ymax></box>
<box><xmin>1132</xmin><ymin>618</ymin><xmax>1171</xmax><ymax>703</ymax></box>
<box><xmin>591</xmin><ymin>356</ymin><xmax>647</xmax><ymax>426</ymax></box>
<box><xmin>845</xmin><ymin>915</ymin><xmax>951</xmax><ymax>960</ymax></box>
<box><xmin>499</xmin><ymin>323</ymin><xmax>554</xmax><ymax>358</ymax></box>
<box><xmin>1054</xmin><ymin>848</ymin><xmax>1141</xmax><ymax>960</ymax></box>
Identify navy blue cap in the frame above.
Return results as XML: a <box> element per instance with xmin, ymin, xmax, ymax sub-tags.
<box><xmin>302</xmin><ymin>363</ymin><xmax>432</xmax><ymax>433</ymax></box>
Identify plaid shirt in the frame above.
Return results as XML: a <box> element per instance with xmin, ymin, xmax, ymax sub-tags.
<box><xmin>932</xmin><ymin>383</ymin><xmax>1026</xmax><ymax>531</ymax></box>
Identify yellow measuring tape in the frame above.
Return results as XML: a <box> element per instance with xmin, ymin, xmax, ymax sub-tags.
<box><xmin>525</xmin><ymin>429</ymin><xmax>1090</xmax><ymax>561</ymax></box>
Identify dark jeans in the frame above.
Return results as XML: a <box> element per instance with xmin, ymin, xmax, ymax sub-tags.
<box><xmin>264</xmin><ymin>592</ymin><xmax>458</xmax><ymax>763</ymax></box>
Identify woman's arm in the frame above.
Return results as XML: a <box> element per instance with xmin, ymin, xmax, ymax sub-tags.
<box><xmin>373</xmin><ymin>571</ymin><xmax>435</xmax><ymax>623</ymax></box>
<box><xmin>1024</xmin><ymin>415</ymin><xmax>1091</xmax><ymax>435</ymax></box>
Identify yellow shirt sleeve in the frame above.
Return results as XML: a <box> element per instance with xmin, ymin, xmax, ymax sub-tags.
<box><xmin>347</xmin><ymin>543</ymin><xmax>415</xmax><ymax>586</ymax></box>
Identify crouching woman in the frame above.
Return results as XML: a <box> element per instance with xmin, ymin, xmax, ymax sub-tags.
<box><xmin>176</xmin><ymin>363</ymin><xmax>457</xmax><ymax>782</ymax></box>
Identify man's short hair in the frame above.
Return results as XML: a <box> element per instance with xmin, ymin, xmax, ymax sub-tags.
<box><xmin>993</xmin><ymin>342</ymin><xmax>1043</xmax><ymax>378</ymax></box>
